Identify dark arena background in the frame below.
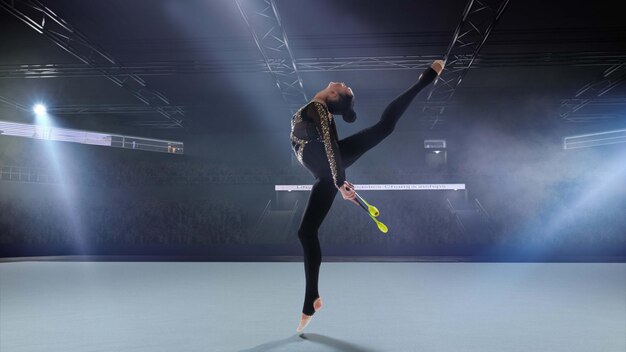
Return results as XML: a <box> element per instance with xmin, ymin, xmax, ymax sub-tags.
<box><xmin>0</xmin><ymin>1</ymin><xmax>624</xmax><ymax>351</ymax></box>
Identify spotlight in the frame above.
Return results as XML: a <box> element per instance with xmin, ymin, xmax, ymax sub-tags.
<box><xmin>33</xmin><ymin>104</ymin><xmax>47</xmax><ymax>115</ymax></box>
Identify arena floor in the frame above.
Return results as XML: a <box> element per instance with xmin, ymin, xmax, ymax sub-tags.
<box><xmin>1</xmin><ymin>260</ymin><xmax>624</xmax><ymax>352</ymax></box>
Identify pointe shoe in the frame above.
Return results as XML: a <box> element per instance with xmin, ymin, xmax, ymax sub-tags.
<box><xmin>430</xmin><ymin>59</ymin><xmax>445</xmax><ymax>75</ymax></box>
<box><xmin>296</xmin><ymin>297</ymin><xmax>323</xmax><ymax>333</ymax></box>
<box><xmin>296</xmin><ymin>313</ymin><xmax>312</xmax><ymax>333</ymax></box>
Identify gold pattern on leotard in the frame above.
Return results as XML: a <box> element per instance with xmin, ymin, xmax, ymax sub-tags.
<box><xmin>290</xmin><ymin>107</ymin><xmax>308</xmax><ymax>164</ymax></box>
<box><xmin>313</xmin><ymin>102</ymin><xmax>340</xmax><ymax>186</ymax></box>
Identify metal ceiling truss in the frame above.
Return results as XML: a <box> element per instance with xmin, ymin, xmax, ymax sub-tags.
<box><xmin>0</xmin><ymin>0</ymin><xmax>184</xmax><ymax>128</ymax></box>
<box><xmin>0</xmin><ymin>95</ymin><xmax>28</xmax><ymax>111</ymax></box>
<box><xmin>296</xmin><ymin>52</ymin><xmax>626</xmax><ymax>71</ymax></box>
<box><xmin>131</xmin><ymin>121</ymin><xmax>185</xmax><ymax>128</ymax></box>
<box><xmin>20</xmin><ymin>97</ymin><xmax>621</xmax><ymax>122</ymax></box>
<box><xmin>560</xmin><ymin>62</ymin><xmax>626</xmax><ymax>122</ymax></box>
<box><xmin>423</xmin><ymin>0</ymin><xmax>510</xmax><ymax>129</ymax></box>
<box><xmin>46</xmin><ymin>104</ymin><xmax>186</xmax><ymax>115</ymax></box>
<box><xmin>235</xmin><ymin>0</ymin><xmax>307</xmax><ymax>114</ymax></box>
<box><xmin>2</xmin><ymin>51</ymin><xmax>624</xmax><ymax>79</ymax></box>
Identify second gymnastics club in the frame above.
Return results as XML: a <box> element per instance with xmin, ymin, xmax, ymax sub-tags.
<box><xmin>353</xmin><ymin>191</ymin><xmax>388</xmax><ymax>233</ymax></box>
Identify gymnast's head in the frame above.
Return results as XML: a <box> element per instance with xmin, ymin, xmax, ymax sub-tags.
<box><xmin>324</xmin><ymin>82</ymin><xmax>357</xmax><ymax>123</ymax></box>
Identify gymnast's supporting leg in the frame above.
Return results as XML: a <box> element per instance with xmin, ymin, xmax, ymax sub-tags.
<box><xmin>339</xmin><ymin>60</ymin><xmax>443</xmax><ymax>167</ymax></box>
<box><xmin>297</xmin><ymin>177</ymin><xmax>338</xmax><ymax>317</ymax></box>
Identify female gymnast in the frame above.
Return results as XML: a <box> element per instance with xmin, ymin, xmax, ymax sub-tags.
<box><xmin>290</xmin><ymin>60</ymin><xmax>445</xmax><ymax>332</ymax></box>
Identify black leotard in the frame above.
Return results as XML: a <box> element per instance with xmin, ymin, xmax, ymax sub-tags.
<box><xmin>290</xmin><ymin>66</ymin><xmax>439</xmax><ymax>315</ymax></box>
<box><xmin>291</xmin><ymin>101</ymin><xmax>345</xmax><ymax>188</ymax></box>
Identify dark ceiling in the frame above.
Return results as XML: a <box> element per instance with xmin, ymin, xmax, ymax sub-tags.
<box><xmin>1</xmin><ymin>0</ymin><xmax>625</xmax><ymax>139</ymax></box>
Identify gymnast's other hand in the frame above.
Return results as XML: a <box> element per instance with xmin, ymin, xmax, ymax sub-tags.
<box><xmin>338</xmin><ymin>181</ymin><xmax>359</xmax><ymax>206</ymax></box>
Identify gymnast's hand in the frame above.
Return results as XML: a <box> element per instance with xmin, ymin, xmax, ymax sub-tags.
<box><xmin>338</xmin><ymin>181</ymin><xmax>359</xmax><ymax>206</ymax></box>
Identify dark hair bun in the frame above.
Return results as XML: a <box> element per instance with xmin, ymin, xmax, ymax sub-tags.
<box><xmin>342</xmin><ymin>109</ymin><xmax>357</xmax><ymax>123</ymax></box>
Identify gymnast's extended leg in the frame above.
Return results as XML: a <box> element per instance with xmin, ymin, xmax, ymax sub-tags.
<box><xmin>339</xmin><ymin>60</ymin><xmax>444</xmax><ymax>167</ymax></box>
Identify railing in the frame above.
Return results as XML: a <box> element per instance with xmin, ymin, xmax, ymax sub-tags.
<box><xmin>283</xmin><ymin>199</ymin><xmax>300</xmax><ymax>240</ymax></box>
<box><xmin>446</xmin><ymin>198</ymin><xmax>466</xmax><ymax>233</ymax></box>
<box><xmin>474</xmin><ymin>198</ymin><xmax>496</xmax><ymax>237</ymax></box>
<box><xmin>474</xmin><ymin>198</ymin><xmax>490</xmax><ymax>219</ymax></box>
<box><xmin>251</xmin><ymin>199</ymin><xmax>272</xmax><ymax>237</ymax></box>
<box><xmin>0</xmin><ymin>165</ymin><xmax>58</xmax><ymax>184</ymax></box>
